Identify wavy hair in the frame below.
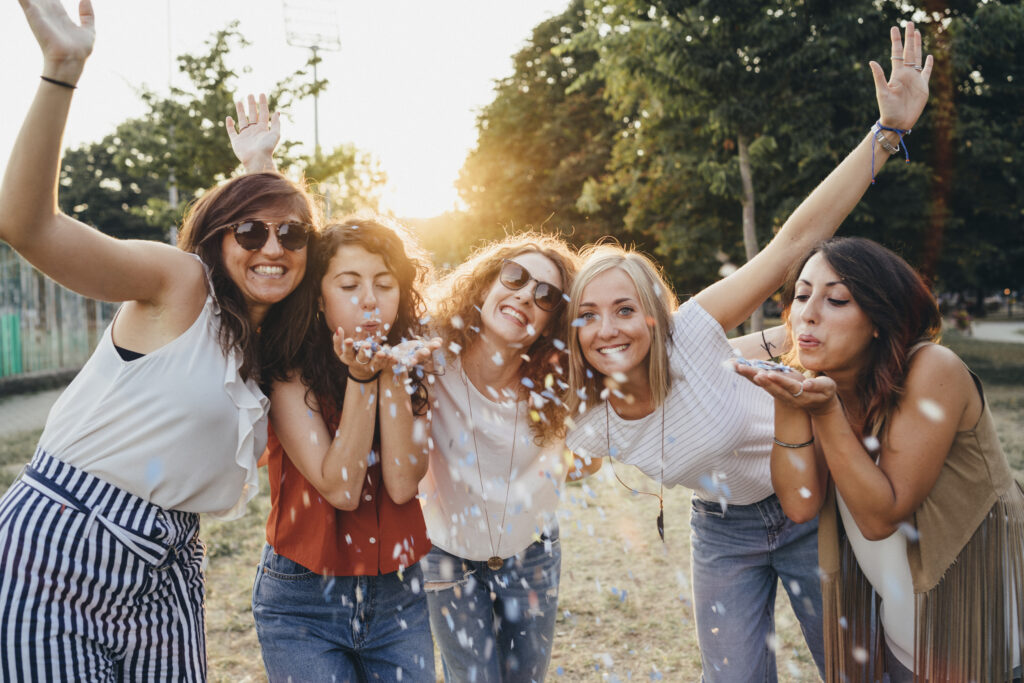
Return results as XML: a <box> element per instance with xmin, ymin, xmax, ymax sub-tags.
<box><xmin>781</xmin><ymin>237</ymin><xmax>942</xmax><ymax>437</ymax></box>
<box><xmin>177</xmin><ymin>171</ymin><xmax>320</xmax><ymax>386</ymax></box>
<box><xmin>565</xmin><ymin>243</ymin><xmax>678</xmax><ymax>418</ymax></box>
<box><xmin>298</xmin><ymin>214</ymin><xmax>433</xmax><ymax>416</ymax></box>
<box><xmin>430</xmin><ymin>232</ymin><xmax>578</xmax><ymax>444</ymax></box>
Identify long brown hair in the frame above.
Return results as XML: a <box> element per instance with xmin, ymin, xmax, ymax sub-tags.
<box><xmin>177</xmin><ymin>172</ymin><xmax>320</xmax><ymax>385</ymax></box>
<box><xmin>430</xmin><ymin>232</ymin><xmax>578</xmax><ymax>444</ymax></box>
<box><xmin>781</xmin><ymin>237</ymin><xmax>942</xmax><ymax>436</ymax></box>
<box><xmin>298</xmin><ymin>215</ymin><xmax>433</xmax><ymax>416</ymax></box>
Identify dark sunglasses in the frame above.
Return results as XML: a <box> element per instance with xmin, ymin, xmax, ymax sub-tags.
<box><xmin>209</xmin><ymin>220</ymin><xmax>312</xmax><ymax>251</ymax></box>
<box><xmin>499</xmin><ymin>259</ymin><xmax>564</xmax><ymax>312</ymax></box>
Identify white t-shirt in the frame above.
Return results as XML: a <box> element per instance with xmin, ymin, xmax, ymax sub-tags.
<box><xmin>419</xmin><ymin>358</ymin><xmax>568</xmax><ymax>561</ymax></box>
<box><xmin>39</xmin><ymin>294</ymin><xmax>268</xmax><ymax>520</ymax></box>
<box><xmin>567</xmin><ymin>298</ymin><xmax>774</xmax><ymax>505</ymax></box>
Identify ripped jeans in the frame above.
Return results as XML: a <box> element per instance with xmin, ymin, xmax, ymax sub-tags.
<box><xmin>422</xmin><ymin>532</ymin><xmax>560</xmax><ymax>682</ymax></box>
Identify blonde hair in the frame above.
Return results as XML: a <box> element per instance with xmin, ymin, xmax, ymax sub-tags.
<box><xmin>566</xmin><ymin>243</ymin><xmax>677</xmax><ymax>417</ymax></box>
<box><xmin>430</xmin><ymin>231</ymin><xmax>578</xmax><ymax>444</ymax></box>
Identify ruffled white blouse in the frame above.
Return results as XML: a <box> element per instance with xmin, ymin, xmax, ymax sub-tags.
<box><xmin>38</xmin><ymin>285</ymin><xmax>267</xmax><ymax>520</ymax></box>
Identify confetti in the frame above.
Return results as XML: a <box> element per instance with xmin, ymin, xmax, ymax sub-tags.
<box><xmin>918</xmin><ymin>398</ymin><xmax>945</xmax><ymax>422</ymax></box>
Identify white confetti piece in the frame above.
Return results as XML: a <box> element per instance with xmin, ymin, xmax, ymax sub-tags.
<box><xmin>918</xmin><ymin>398</ymin><xmax>945</xmax><ymax>422</ymax></box>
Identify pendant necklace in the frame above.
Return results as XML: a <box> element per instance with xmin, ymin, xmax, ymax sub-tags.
<box><xmin>463</xmin><ymin>370</ymin><xmax>519</xmax><ymax>570</ymax></box>
<box><xmin>605</xmin><ymin>400</ymin><xmax>666</xmax><ymax>542</ymax></box>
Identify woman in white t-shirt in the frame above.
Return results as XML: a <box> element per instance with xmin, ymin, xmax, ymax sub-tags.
<box><xmin>563</xmin><ymin>23</ymin><xmax>932</xmax><ymax>682</ymax></box>
<box><xmin>0</xmin><ymin>3</ymin><xmax>318</xmax><ymax>680</ymax></box>
<box><xmin>419</xmin><ymin>232</ymin><xmax>594</xmax><ymax>682</ymax></box>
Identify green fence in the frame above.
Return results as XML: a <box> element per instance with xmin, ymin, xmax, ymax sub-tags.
<box><xmin>0</xmin><ymin>244</ymin><xmax>115</xmax><ymax>380</ymax></box>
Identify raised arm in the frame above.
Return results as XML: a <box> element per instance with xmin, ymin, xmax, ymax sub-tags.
<box><xmin>1</xmin><ymin>0</ymin><xmax>203</xmax><ymax>309</ymax></box>
<box><xmin>226</xmin><ymin>93</ymin><xmax>280</xmax><ymax>173</ymax></box>
<box><xmin>695</xmin><ymin>23</ymin><xmax>933</xmax><ymax>332</ymax></box>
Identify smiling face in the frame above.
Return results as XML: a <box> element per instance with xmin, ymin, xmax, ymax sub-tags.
<box><xmin>576</xmin><ymin>267</ymin><xmax>653</xmax><ymax>387</ymax></box>
<box><xmin>478</xmin><ymin>251</ymin><xmax>562</xmax><ymax>348</ymax></box>
<box><xmin>319</xmin><ymin>244</ymin><xmax>400</xmax><ymax>341</ymax></box>
<box><xmin>790</xmin><ymin>253</ymin><xmax>877</xmax><ymax>377</ymax></box>
<box><xmin>219</xmin><ymin>209</ymin><xmax>308</xmax><ymax>325</ymax></box>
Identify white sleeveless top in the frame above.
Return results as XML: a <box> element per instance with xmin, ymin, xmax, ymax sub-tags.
<box><xmin>419</xmin><ymin>359</ymin><xmax>568</xmax><ymax>561</ymax></box>
<box><xmin>567</xmin><ymin>299</ymin><xmax>775</xmax><ymax>505</ymax></box>
<box><xmin>38</xmin><ymin>290</ymin><xmax>268</xmax><ymax>520</ymax></box>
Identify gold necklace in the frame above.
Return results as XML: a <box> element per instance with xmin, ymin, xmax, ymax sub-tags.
<box><xmin>605</xmin><ymin>400</ymin><xmax>665</xmax><ymax>542</ymax></box>
<box><xmin>462</xmin><ymin>370</ymin><xmax>519</xmax><ymax>570</ymax></box>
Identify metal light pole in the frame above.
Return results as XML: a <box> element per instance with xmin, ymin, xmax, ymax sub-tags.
<box><xmin>283</xmin><ymin>0</ymin><xmax>341</xmax><ymax>163</ymax></box>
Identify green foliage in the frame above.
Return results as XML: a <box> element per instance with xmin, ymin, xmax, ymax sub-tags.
<box><xmin>59</xmin><ymin>24</ymin><xmax>385</xmax><ymax>240</ymax></box>
<box><xmin>455</xmin><ymin>0</ymin><xmax>627</xmax><ymax>257</ymax></box>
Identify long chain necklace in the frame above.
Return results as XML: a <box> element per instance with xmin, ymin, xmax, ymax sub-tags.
<box><xmin>462</xmin><ymin>370</ymin><xmax>519</xmax><ymax>570</ymax></box>
<box><xmin>605</xmin><ymin>400</ymin><xmax>666</xmax><ymax>542</ymax></box>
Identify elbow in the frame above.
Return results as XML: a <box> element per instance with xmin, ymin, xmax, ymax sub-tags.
<box><xmin>783</xmin><ymin>504</ymin><xmax>820</xmax><ymax>526</ymax></box>
<box><xmin>858</xmin><ymin>519</ymin><xmax>899</xmax><ymax>542</ymax></box>
<box><xmin>325</xmin><ymin>489</ymin><xmax>361</xmax><ymax>511</ymax></box>
<box><xmin>387</xmin><ymin>484</ymin><xmax>419</xmax><ymax>506</ymax></box>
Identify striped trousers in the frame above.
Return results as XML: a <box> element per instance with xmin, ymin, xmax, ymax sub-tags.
<box><xmin>0</xmin><ymin>449</ymin><xmax>206</xmax><ymax>682</ymax></box>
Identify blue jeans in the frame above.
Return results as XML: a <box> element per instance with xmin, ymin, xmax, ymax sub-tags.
<box><xmin>422</xmin><ymin>533</ymin><xmax>561</xmax><ymax>682</ymax></box>
<box><xmin>690</xmin><ymin>494</ymin><xmax>826</xmax><ymax>682</ymax></box>
<box><xmin>252</xmin><ymin>544</ymin><xmax>435</xmax><ymax>683</ymax></box>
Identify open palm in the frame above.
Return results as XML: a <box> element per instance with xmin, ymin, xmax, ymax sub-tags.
<box><xmin>20</xmin><ymin>0</ymin><xmax>95</xmax><ymax>78</ymax></box>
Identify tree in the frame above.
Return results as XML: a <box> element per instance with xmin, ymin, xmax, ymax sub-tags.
<box><xmin>456</xmin><ymin>0</ymin><xmax>625</xmax><ymax>254</ymax></box>
<box><xmin>59</xmin><ymin>24</ymin><xmax>385</xmax><ymax>240</ymax></box>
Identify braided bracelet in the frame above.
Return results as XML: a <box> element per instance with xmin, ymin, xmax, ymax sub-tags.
<box><xmin>870</xmin><ymin>121</ymin><xmax>911</xmax><ymax>184</ymax></box>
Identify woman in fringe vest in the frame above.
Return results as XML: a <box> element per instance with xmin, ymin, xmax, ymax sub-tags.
<box><xmin>735</xmin><ymin>237</ymin><xmax>1024</xmax><ymax>682</ymax></box>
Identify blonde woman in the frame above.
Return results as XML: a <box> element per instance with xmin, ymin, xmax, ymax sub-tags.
<box><xmin>418</xmin><ymin>233</ymin><xmax>590</xmax><ymax>682</ymax></box>
<box><xmin>564</xmin><ymin>23</ymin><xmax>932</xmax><ymax>681</ymax></box>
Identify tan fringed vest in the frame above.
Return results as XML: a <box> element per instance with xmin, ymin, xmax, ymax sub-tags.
<box><xmin>818</xmin><ymin>348</ymin><xmax>1024</xmax><ymax>682</ymax></box>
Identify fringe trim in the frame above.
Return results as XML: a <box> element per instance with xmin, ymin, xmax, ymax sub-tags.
<box><xmin>823</xmin><ymin>489</ymin><xmax>1024</xmax><ymax>682</ymax></box>
<box><xmin>914</xmin><ymin>490</ymin><xmax>1024</xmax><ymax>682</ymax></box>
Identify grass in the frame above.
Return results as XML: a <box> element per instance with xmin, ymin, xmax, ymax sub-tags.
<box><xmin>0</xmin><ymin>333</ymin><xmax>1020</xmax><ymax>681</ymax></box>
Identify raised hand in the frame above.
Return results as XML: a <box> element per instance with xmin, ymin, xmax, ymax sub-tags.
<box><xmin>226</xmin><ymin>93</ymin><xmax>280</xmax><ymax>173</ymax></box>
<box><xmin>19</xmin><ymin>0</ymin><xmax>95</xmax><ymax>84</ymax></box>
<box><xmin>870</xmin><ymin>22</ymin><xmax>933</xmax><ymax>131</ymax></box>
<box><xmin>385</xmin><ymin>337</ymin><xmax>443</xmax><ymax>375</ymax></box>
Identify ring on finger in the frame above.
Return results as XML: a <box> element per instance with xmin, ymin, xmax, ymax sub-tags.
<box><xmin>904</xmin><ymin>62</ymin><xmax>917</xmax><ymax>68</ymax></box>
<box><xmin>914</xmin><ymin>65</ymin><xmax>923</xmax><ymax>72</ymax></box>
<box><xmin>355</xmin><ymin>351</ymin><xmax>371</xmax><ymax>365</ymax></box>
<box><xmin>890</xmin><ymin>56</ymin><xmax>904</xmax><ymax>61</ymax></box>
<box><xmin>791</xmin><ymin>386</ymin><xmax>804</xmax><ymax>398</ymax></box>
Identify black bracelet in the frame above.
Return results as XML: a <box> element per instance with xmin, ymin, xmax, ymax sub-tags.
<box><xmin>347</xmin><ymin>370</ymin><xmax>381</xmax><ymax>384</ymax></box>
<box><xmin>40</xmin><ymin>75</ymin><xmax>77</xmax><ymax>90</ymax></box>
<box><xmin>773</xmin><ymin>436</ymin><xmax>814</xmax><ymax>449</ymax></box>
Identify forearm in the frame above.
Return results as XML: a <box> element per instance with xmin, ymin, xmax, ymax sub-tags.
<box><xmin>379</xmin><ymin>375</ymin><xmax>429</xmax><ymax>503</ymax></box>
<box><xmin>319</xmin><ymin>377</ymin><xmax>379</xmax><ymax>509</ymax></box>
<box><xmin>769</xmin><ymin>404</ymin><xmax>824</xmax><ymax>521</ymax></box>
<box><xmin>0</xmin><ymin>83</ymin><xmax>75</xmax><ymax>249</ymax></box>
<box><xmin>811</xmin><ymin>404</ymin><xmax>901</xmax><ymax>539</ymax></box>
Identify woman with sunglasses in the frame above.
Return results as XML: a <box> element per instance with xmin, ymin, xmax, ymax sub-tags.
<box><xmin>418</xmin><ymin>234</ymin><xmax>589</xmax><ymax>682</ymax></box>
<box><xmin>0</xmin><ymin>2</ymin><xmax>318</xmax><ymax>680</ymax></box>
<box><xmin>563</xmin><ymin>24</ymin><xmax>932</xmax><ymax>682</ymax></box>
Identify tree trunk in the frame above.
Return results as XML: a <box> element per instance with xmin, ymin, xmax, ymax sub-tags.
<box><xmin>737</xmin><ymin>133</ymin><xmax>764</xmax><ymax>331</ymax></box>
<box><xmin>922</xmin><ymin>0</ymin><xmax>954</xmax><ymax>285</ymax></box>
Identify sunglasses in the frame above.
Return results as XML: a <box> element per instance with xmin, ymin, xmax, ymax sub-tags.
<box><xmin>209</xmin><ymin>220</ymin><xmax>312</xmax><ymax>252</ymax></box>
<box><xmin>499</xmin><ymin>259</ymin><xmax>564</xmax><ymax>312</ymax></box>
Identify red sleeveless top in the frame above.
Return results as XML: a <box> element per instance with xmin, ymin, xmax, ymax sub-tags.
<box><xmin>263</xmin><ymin>398</ymin><xmax>430</xmax><ymax>576</ymax></box>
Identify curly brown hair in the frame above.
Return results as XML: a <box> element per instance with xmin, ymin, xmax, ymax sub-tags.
<box><xmin>430</xmin><ymin>232</ymin><xmax>578</xmax><ymax>444</ymax></box>
<box><xmin>298</xmin><ymin>214</ymin><xmax>433</xmax><ymax>416</ymax></box>
<box><xmin>176</xmin><ymin>172</ymin><xmax>320</xmax><ymax>386</ymax></box>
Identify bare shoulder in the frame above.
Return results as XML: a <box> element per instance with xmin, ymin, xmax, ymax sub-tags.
<box><xmin>905</xmin><ymin>343</ymin><xmax>967</xmax><ymax>384</ymax></box>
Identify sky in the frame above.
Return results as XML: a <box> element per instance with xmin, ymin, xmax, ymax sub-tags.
<box><xmin>1</xmin><ymin>0</ymin><xmax>571</xmax><ymax>218</ymax></box>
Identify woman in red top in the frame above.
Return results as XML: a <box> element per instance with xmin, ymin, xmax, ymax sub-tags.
<box><xmin>254</xmin><ymin>216</ymin><xmax>440</xmax><ymax>682</ymax></box>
